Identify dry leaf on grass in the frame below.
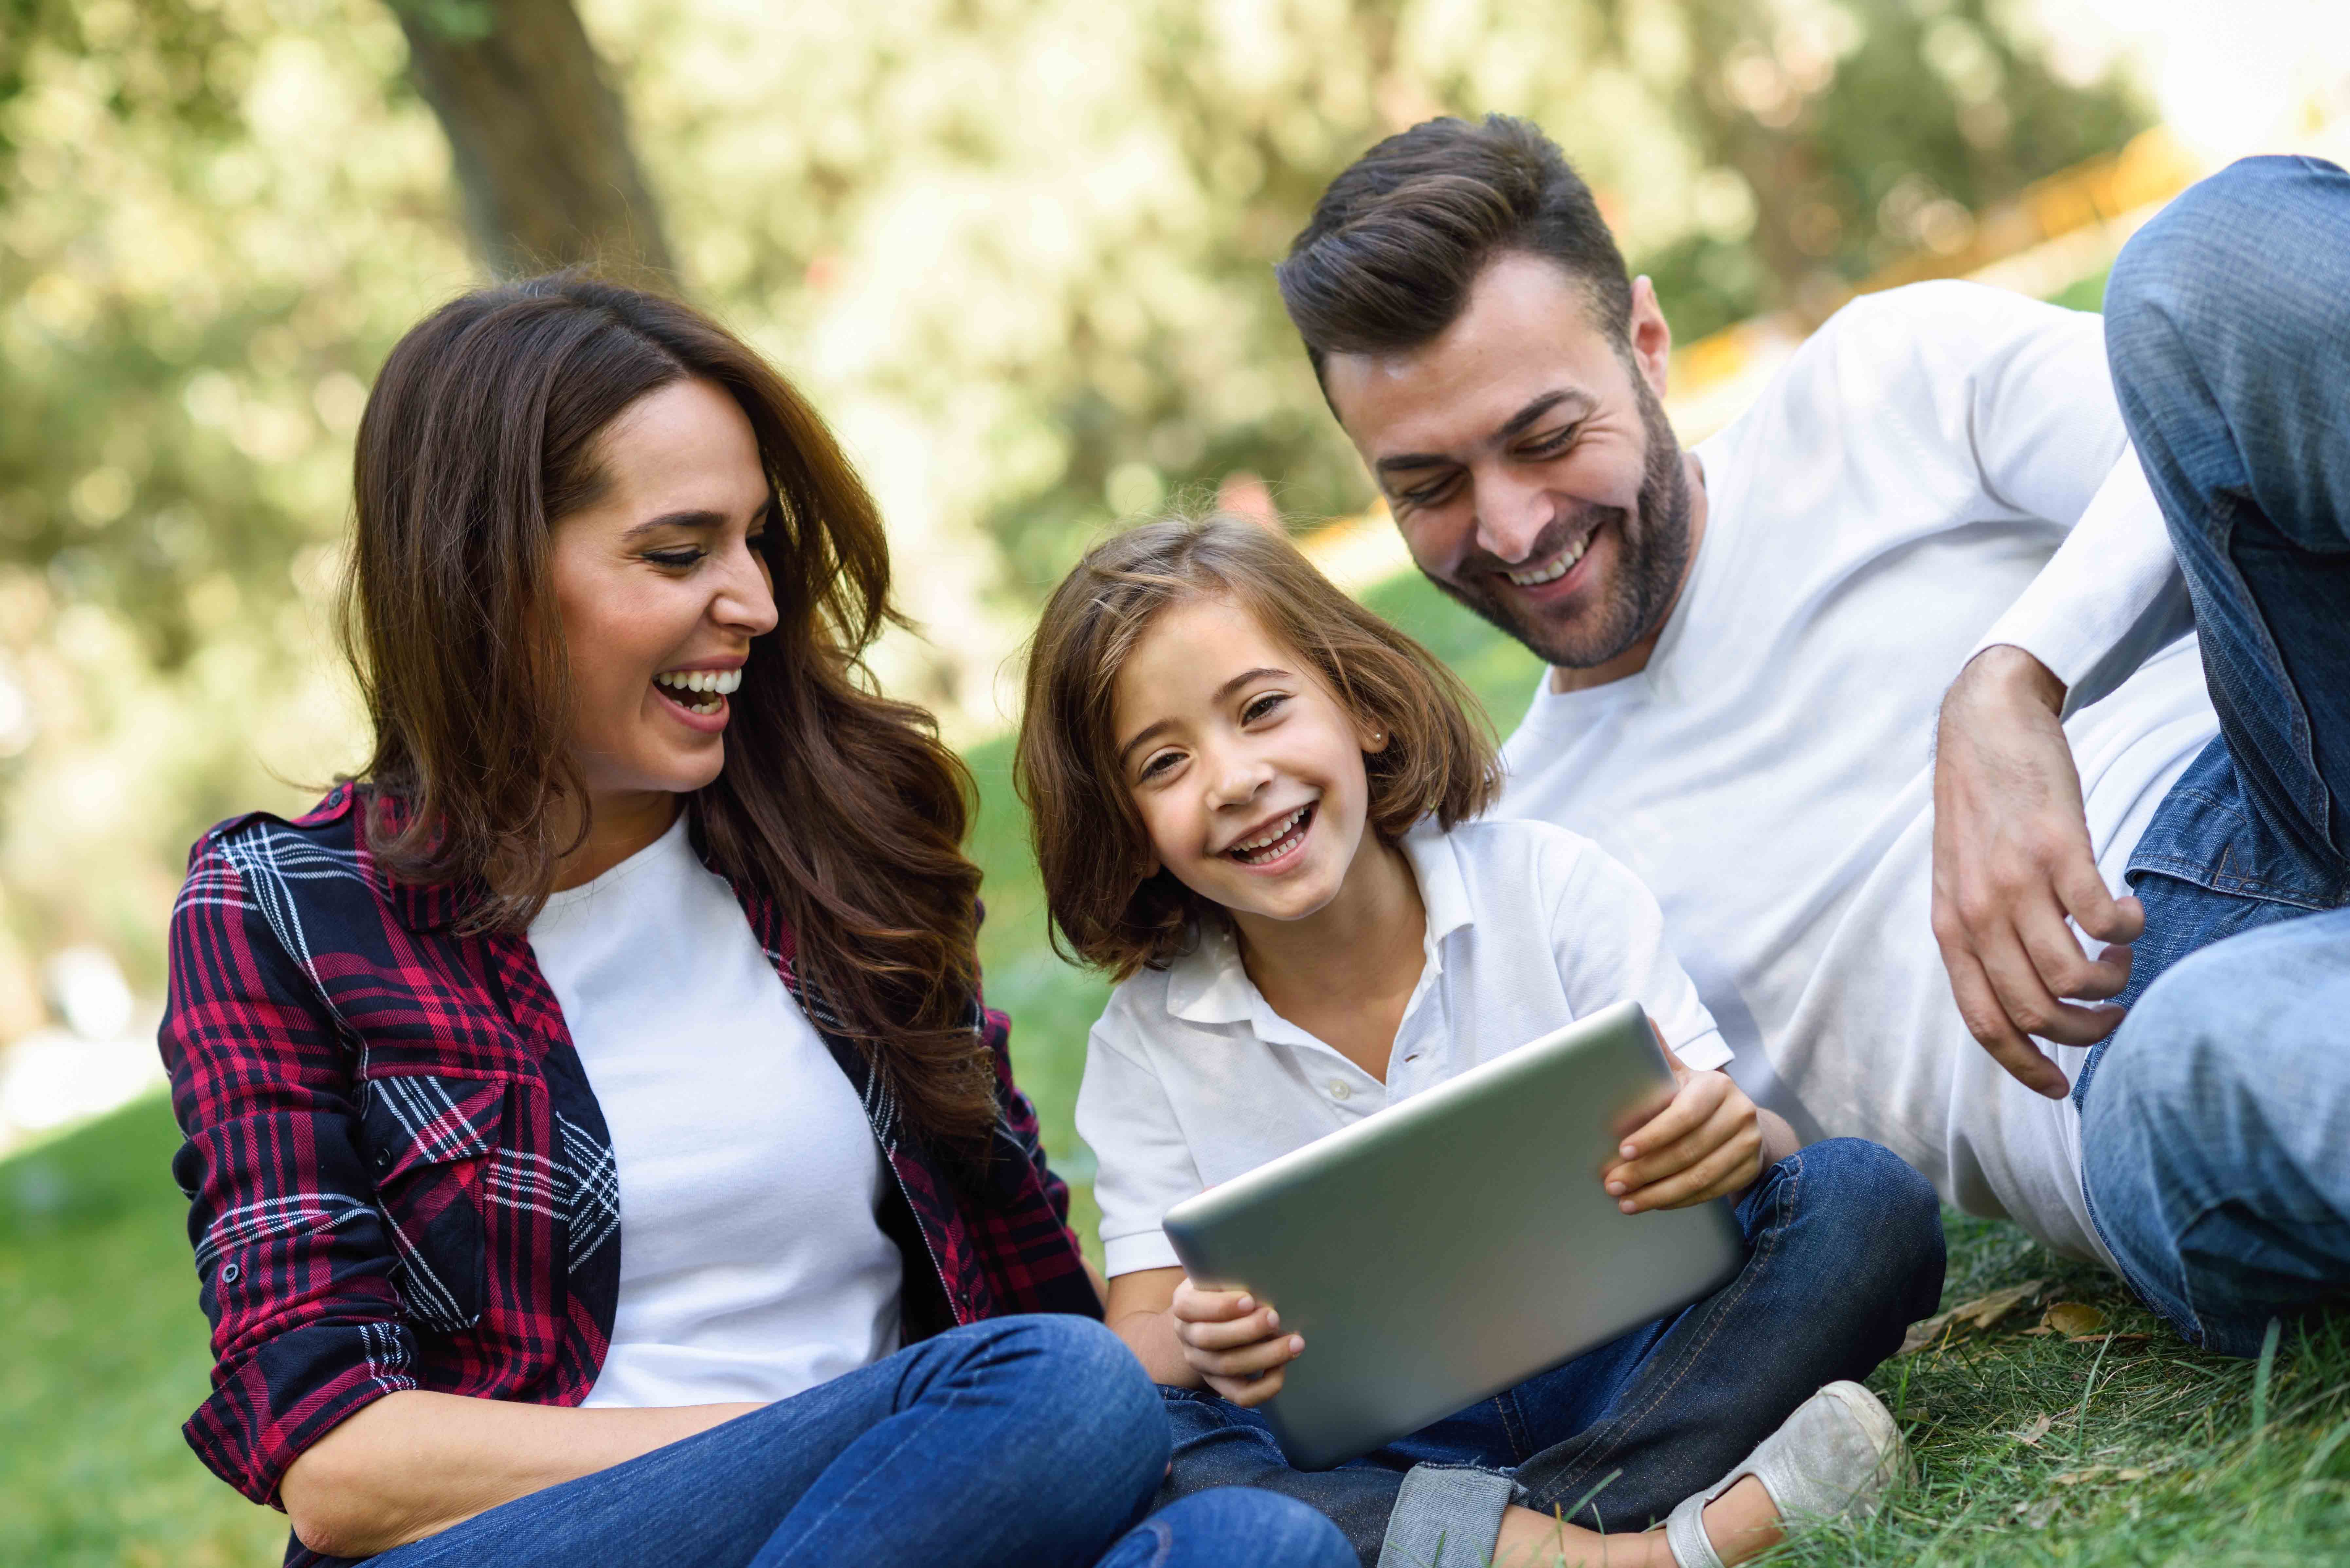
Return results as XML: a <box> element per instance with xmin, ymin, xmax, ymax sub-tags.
<box><xmin>2042</xmin><ymin>1301</ymin><xmax>2107</xmax><ymax>1335</ymax></box>
<box><xmin>1897</xmin><ymin>1279</ymin><xmax>2047</xmax><ymax>1355</ymax></box>
<box><xmin>2052</xmin><ymin>1465</ymin><xmax>2150</xmax><ymax>1486</ymax></box>
<box><xmin>2015</xmin><ymin>1413</ymin><xmax>2054</xmax><ymax>1447</ymax></box>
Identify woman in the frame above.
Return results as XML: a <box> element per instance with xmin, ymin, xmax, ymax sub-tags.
<box><xmin>159</xmin><ymin>275</ymin><xmax>1350</xmax><ymax>1568</ymax></box>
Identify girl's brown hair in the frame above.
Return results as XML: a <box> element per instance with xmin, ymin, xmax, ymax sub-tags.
<box><xmin>345</xmin><ymin>272</ymin><xmax>994</xmax><ymax>1149</ymax></box>
<box><xmin>1015</xmin><ymin>513</ymin><xmax>1500</xmax><ymax>981</ymax></box>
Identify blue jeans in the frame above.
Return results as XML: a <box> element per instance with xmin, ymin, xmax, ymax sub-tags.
<box><xmin>2076</xmin><ymin>156</ymin><xmax>2350</xmax><ymax>1355</ymax></box>
<box><xmin>1153</xmin><ymin>1140</ymin><xmax>1944</xmax><ymax>1568</ymax></box>
<box><xmin>355</xmin><ymin>1315</ymin><xmax>1351</xmax><ymax>1568</ymax></box>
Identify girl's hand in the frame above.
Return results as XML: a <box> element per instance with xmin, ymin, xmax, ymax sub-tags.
<box><xmin>1170</xmin><ymin>1277</ymin><xmax>1304</xmax><ymax>1407</ymax></box>
<box><xmin>1601</xmin><ymin>1065</ymin><xmax>1762</xmax><ymax>1212</ymax></box>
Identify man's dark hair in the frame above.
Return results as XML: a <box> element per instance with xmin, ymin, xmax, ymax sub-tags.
<box><xmin>1278</xmin><ymin>115</ymin><xmax>1632</xmax><ymax>383</ymax></box>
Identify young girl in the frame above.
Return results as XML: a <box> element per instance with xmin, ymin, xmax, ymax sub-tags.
<box><xmin>1016</xmin><ymin>516</ymin><xmax>1946</xmax><ymax>1568</ymax></box>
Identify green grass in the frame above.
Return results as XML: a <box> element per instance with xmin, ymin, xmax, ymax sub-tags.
<box><xmin>1</xmin><ymin>1096</ymin><xmax>289</xmax><ymax>1566</ymax></box>
<box><xmin>8</xmin><ymin>568</ymin><xmax>2341</xmax><ymax>1566</ymax></box>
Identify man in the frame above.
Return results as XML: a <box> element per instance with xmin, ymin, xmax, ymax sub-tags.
<box><xmin>1276</xmin><ymin>114</ymin><xmax>2348</xmax><ymax>1356</ymax></box>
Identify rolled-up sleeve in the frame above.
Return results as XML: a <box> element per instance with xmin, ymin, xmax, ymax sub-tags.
<box><xmin>161</xmin><ymin>833</ymin><xmax>417</xmax><ymax>1506</ymax></box>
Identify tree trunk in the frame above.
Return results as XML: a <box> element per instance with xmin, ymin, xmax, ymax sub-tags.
<box><xmin>389</xmin><ymin>0</ymin><xmax>678</xmax><ymax>284</ymax></box>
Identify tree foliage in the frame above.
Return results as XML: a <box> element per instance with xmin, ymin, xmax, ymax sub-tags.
<box><xmin>0</xmin><ymin>0</ymin><xmax>2146</xmax><ymax>994</ymax></box>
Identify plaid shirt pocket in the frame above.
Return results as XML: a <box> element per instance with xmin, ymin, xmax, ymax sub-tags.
<box><xmin>359</xmin><ymin>1073</ymin><xmax>508</xmax><ymax>1334</ymax></box>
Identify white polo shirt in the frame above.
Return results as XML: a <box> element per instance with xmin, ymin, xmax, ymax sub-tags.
<box><xmin>1076</xmin><ymin>816</ymin><xmax>1728</xmax><ymax>1277</ymax></box>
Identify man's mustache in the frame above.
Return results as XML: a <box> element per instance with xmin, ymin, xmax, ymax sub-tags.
<box><xmin>1455</xmin><ymin>507</ymin><xmax>1620</xmax><ymax>580</ymax></box>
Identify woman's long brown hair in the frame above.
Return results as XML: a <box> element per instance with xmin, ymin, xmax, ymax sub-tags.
<box><xmin>343</xmin><ymin>273</ymin><xmax>994</xmax><ymax>1150</ymax></box>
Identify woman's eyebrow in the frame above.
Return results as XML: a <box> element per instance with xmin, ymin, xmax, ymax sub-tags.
<box><xmin>620</xmin><ymin>508</ymin><xmax>727</xmax><ymax>542</ymax></box>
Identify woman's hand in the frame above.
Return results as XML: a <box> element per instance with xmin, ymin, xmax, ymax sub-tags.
<box><xmin>1169</xmin><ymin>1279</ymin><xmax>1304</xmax><ymax>1407</ymax></box>
<box><xmin>1602</xmin><ymin>1060</ymin><xmax>1774</xmax><ymax>1213</ymax></box>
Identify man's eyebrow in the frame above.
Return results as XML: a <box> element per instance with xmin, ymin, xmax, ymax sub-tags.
<box><xmin>1496</xmin><ymin>388</ymin><xmax>1592</xmax><ymax>441</ymax></box>
<box><xmin>1372</xmin><ymin>389</ymin><xmax>1594</xmax><ymax>476</ymax></box>
<box><xmin>1114</xmin><ymin>667</ymin><xmax>1290</xmax><ymax>769</ymax></box>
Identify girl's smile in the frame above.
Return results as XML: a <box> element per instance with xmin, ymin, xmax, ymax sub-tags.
<box><xmin>1221</xmin><ymin>801</ymin><xmax>1317</xmax><ymax>868</ymax></box>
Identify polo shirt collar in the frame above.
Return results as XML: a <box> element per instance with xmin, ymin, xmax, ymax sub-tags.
<box><xmin>1160</xmin><ymin>814</ymin><xmax>1472</xmax><ymax>1027</ymax></box>
<box><xmin>1164</xmin><ymin>921</ymin><xmax>1257</xmax><ymax>1026</ymax></box>
<box><xmin>1399</xmin><ymin>816</ymin><xmax>1474</xmax><ymax>949</ymax></box>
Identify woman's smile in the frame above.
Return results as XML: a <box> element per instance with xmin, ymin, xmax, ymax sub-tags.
<box><xmin>651</xmin><ymin>663</ymin><xmax>745</xmax><ymax>730</ymax></box>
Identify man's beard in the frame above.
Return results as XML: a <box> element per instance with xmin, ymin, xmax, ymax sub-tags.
<box><xmin>1427</xmin><ymin>373</ymin><xmax>1693</xmax><ymax>672</ymax></box>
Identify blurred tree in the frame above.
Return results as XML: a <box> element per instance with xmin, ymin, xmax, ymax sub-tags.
<box><xmin>0</xmin><ymin>0</ymin><xmax>2159</xmax><ymax>999</ymax></box>
<box><xmin>0</xmin><ymin>0</ymin><xmax>465</xmax><ymax>978</ymax></box>
<box><xmin>387</xmin><ymin>0</ymin><xmax>677</xmax><ymax>280</ymax></box>
<box><xmin>1629</xmin><ymin>0</ymin><xmax>2149</xmax><ymax>335</ymax></box>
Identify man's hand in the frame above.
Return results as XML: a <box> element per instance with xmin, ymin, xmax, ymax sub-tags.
<box><xmin>1932</xmin><ymin>645</ymin><xmax>2143</xmax><ymax>1098</ymax></box>
<box><xmin>1603</xmin><ymin>1062</ymin><xmax>1763</xmax><ymax>1212</ymax></box>
<box><xmin>1169</xmin><ymin>1279</ymin><xmax>1303</xmax><ymax>1408</ymax></box>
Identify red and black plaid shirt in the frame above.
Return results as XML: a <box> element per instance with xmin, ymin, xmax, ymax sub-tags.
<box><xmin>160</xmin><ymin>785</ymin><xmax>1098</xmax><ymax>1559</ymax></box>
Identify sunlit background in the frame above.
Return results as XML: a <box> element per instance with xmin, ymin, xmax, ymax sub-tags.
<box><xmin>1</xmin><ymin>2</ymin><xmax>2347</xmax><ymax>1559</ymax></box>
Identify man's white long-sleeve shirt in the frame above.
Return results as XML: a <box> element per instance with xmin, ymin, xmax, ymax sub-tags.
<box><xmin>1497</xmin><ymin>280</ymin><xmax>2215</xmax><ymax>1262</ymax></box>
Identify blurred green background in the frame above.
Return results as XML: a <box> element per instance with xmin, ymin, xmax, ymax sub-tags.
<box><xmin>4</xmin><ymin>0</ymin><xmax>2348</xmax><ymax>1562</ymax></box>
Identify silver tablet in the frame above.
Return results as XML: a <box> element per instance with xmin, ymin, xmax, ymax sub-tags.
<box><xmin>1160</xmin><ymin>999</ymin><xmax>1747</xmax><ymax>1470</ymax></box>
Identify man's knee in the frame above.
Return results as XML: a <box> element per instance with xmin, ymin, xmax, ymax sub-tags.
<box><xmin>2084</xmin><ymin>912</ymin><xmax>2350</xmax><ymax>1165</ymax></box>
<box><xmin>2107</xmin><ymin>156</ymin><xmax>2346</xmax><ymax>387</ymax></box>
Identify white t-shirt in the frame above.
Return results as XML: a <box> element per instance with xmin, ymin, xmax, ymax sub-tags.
<box><xmin>527</xmin><ymin>812</ymin><xmax>903</xmax><ymax>1407</ymax></box>
<box><xmin>1497</xmin><ymin>281</ymin><xmax>2216</xmax><ymax>1264</ymax></box>
<box><xmin>1077</xmin><ymin>816</ymin><xmax>1726</xmax><ymax>1277</ymax></box>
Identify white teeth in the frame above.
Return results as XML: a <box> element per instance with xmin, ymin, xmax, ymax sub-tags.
<box><xmin>655</xmin><ymin>668</ymin><xmax>743</xmax><ymax>696</ymax></box>
<box><xmin>1506</xmin><ymin>534</ymin><xmax>1590</xmax><ymax>587</ymax></box>
<box><xmin>1231</xmin><ymin>806</ymin><xmax>1308</xmax><ymax>855</ymax></box>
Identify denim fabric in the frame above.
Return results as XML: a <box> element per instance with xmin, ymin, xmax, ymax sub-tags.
<box><xmin>2070</xmin><ymin>157</ymin><xmax>2350</xmax><ymax>1356</ymax></box>
<box><xmin>2094</xmin><ymin>153</ymin><xmax>2350</xmax><ymax>1020</ymax></box>
<box><xmin>1100</xmin><ymin>1489</ymin><xmax>1355</xmax><ymax>1568</ymax></box>
<box><xmin>357</xmin><ymin>1316</ymin><xmax>1196</xmax><ymax>1568</ymax></box>
<box><xmin>1152</xmin><ymin>1140</ymin><xmax>1945</xmax><ymax>1568</ymax></box>
<box><xmin>2080</xmin><ymin>908</ymin><xmax>2350</xmax><ymax>1357</ymax></box>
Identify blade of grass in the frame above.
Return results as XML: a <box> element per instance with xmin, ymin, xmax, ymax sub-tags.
<box><xmin>2075</xmin><ymin>1329</ymin><xmax>2117</xmax><ymax>1458</ymax></box>
<box><xmin>2252</xmin><ymin>1317</ymin><xmax>2282</xmax><ymax>1452</ymax></box>
<box><xmin>2301</xmin><ymin>1416</ymin><xmax>2350</xmax><ymax>1482</ymax></box>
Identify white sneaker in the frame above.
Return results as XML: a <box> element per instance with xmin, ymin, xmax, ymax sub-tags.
<box><xmin>1660</xmin><ymin>1381</ymin><xmax>1909</xmax><ymax>1568</ymax></box>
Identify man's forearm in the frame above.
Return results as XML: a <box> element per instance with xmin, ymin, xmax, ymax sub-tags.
<box><xmin>1949</xmin><ymin>643</ymin><xmax>2066</xmax><ymax>724</ymax></box>
<box><xmin>280</xmin><ymin>1389</ymin><xmax>761</xmax><ymax>1558</ymax></box>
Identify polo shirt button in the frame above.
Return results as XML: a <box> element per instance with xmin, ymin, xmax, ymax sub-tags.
<box><xmin>375</xmin><ymin>1149</ymin><xmax>392</xmax><ymax>1170</ymax></box>
<box><xmin>221</xmin><ymin>1263</ymin><xmax>241</xmax><ymax>1284</ymax></box>
<box><xmin>1328</xmin><ymin>1079</ymin><xmax>1353</xmax><ymax>1102</ymax></box>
